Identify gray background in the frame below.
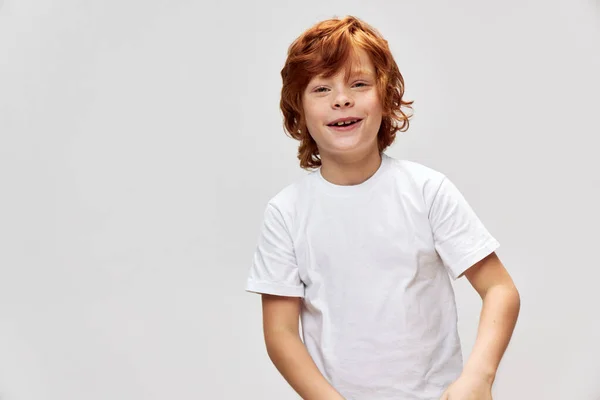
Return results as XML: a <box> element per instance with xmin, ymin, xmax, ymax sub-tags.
<box><xmin>1</xmin><ymin>0</ymin><xmax>599</xmax><ymax>399</ymax></box>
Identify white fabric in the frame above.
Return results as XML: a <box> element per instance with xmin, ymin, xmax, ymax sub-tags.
<box><xmin>246</xmin><ymin>153</ymin><xmax>500</xmax><ymax>400</ymax></box>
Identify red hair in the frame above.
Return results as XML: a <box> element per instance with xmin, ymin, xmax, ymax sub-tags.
<box><xmin>280</xmin><ymin>15</ymin><xmax>414</xmax><ymax>170</ymax></box>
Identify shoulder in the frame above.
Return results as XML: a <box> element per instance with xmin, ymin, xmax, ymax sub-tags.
<box><xmin>267</xmin><ymin>171</ymin><xmax>314</xmax><ymax>206</ymax></box>
<box><xmin>261</xmin><ymin>170</ymin><xmax>317</xmax><ymax>225</ymax></box>
<box><xmin>384</xmin><ymin>154</ymin><xmax>448</xmax><ymax>201</ymax></box>
<box><xmin>386</xmin><ymin>155</ymin><xmax>445</xmax><ymax>181</ymax></box>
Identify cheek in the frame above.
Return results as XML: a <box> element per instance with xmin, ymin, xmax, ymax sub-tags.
<box><xmin>304</xmin><ymin>105</ymin><xmax>326</xmax><ymax>127</ymax></box>
<box><xmin>367</xmin><ymin>92</ymin><xmax>383</xmax><ymax>111</ymax></box>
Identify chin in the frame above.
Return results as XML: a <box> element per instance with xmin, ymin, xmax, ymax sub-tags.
<box><xmin>327</xmin><ymin>141</ymin><xmax>374</xmax><ymax>157</ymax></box>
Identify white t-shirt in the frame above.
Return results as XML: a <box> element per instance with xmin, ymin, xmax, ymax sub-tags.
<box><xmin>246</xmin><ymin>153</ymin><xmax>500</xmax><ymax>400</ymax></box>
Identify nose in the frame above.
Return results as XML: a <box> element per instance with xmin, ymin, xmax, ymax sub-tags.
<box><xmin>332</xmin><ymin>91</ymin><xmax>354</xmax><ymax>109</ymax></box>
<box><xmin>335</xmin><ymin>100</ymin><xmax>352</xmax><ymax>108</ymax></box>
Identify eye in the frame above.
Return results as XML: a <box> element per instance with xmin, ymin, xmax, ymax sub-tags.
<box><xmin>314</xmin><ymin>87</ymin><xmax>329</xmax><ymax>93</ymax></box>
<box><xmin>353</xmin><ymin>82</ymin><xmax>368</xmax><ymax>88</ymax></box>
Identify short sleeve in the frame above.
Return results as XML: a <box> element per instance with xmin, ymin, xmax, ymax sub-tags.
<box><xmin>245</xmin><ymin>202</ymin><xmax>305</xmax><ymax>297</ymax></box>
<box><xmin>428</xmin><ymin>176</ymin><xmax>500</xmax><ymax>280</ymax></box>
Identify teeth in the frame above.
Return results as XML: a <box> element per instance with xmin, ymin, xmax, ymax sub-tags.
<box><xmin>334</xmin><ymin>120</ymin><xmax>358</xmax><ymax>126</ymax></box>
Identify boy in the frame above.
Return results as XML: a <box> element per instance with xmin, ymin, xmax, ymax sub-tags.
<box><xmin>246</xmin><ymin>15</ymin><xmax>520</xmax><ymax>400</ymax></box>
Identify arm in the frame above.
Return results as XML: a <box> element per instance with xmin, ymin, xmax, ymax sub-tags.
<box><xmin>441</xmin><ymin>252</ymin><xmax>520</xmax><ymax>399</ymax></box>
<box><xmin>262</xmin><ymin>294</ymin><xmax>345</xmax><ymax>400</ymax></box>
<box><xmin>461</xmin><ymin>251</ymin><xmax>521</xmax><ymax>383</ymax></box>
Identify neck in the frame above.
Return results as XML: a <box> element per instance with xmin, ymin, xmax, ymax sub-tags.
<box><xmin>319</xmin><ymin>149</ymin><xmax>383</xmax><ymax>186</ymax></box>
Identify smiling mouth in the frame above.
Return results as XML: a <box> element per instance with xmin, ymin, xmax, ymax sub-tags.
<box><xmin>327</xmin><ymin>119</ymin><xmax>363</xmax><ymax>127</ymax></box>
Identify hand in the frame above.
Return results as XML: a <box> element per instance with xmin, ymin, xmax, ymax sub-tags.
<box><xmin>440</xmin><ymin>373</ymin><xmax>493</xmax><ymax>400</ymax></box>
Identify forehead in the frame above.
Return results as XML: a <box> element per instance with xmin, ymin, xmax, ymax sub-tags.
<box><xmin>313</xmin><ymin>49</ymin><xmax>376</xmax><ymax>81</ymax></box>
<box><xmin>347</xmin><ymin>48</ymin><xmax>376</xmax><ymax>74</ymax></box>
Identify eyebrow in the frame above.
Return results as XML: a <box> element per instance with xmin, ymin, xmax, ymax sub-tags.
<box><xmin>348</xmin><ymin>68</ymin><xmax>374</xmax><ymax>78</ymax></box>
<box><xmin>309</xmin><ymin>68</ymin><xmax>374</xmax><ymax>86</ymax></box>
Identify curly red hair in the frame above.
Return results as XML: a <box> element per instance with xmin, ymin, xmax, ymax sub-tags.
<box><xmin>280</xmin><ymin>15</ymin><xmax>414</xmax><ymax>170</ymax></box>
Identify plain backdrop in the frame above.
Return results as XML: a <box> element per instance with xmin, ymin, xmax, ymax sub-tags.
<box><xmin>1</xmin><ymin>0</ymin><xmax>599</xmax><ymax>399</ymax></box>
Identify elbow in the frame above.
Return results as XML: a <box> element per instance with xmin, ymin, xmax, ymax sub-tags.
<box><xmin>486</xmin><ymin>282</ymin><xmax>521</xmax><ymax>315</ymax></box>
<box><xmin>498</xmin><ymin>283</ymin><xmax>521</xmax><ymax>318</ymax></box>
<box><xmin>513</xmin><ymin>286</ymin><xmax>521</xmax><ymax>315</ymax></box>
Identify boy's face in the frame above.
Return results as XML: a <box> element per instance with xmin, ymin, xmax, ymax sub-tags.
<box><xmin>302</xmin><ymin>48</ymin><xmax>383</xmax><ymax>161</ymax></box>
